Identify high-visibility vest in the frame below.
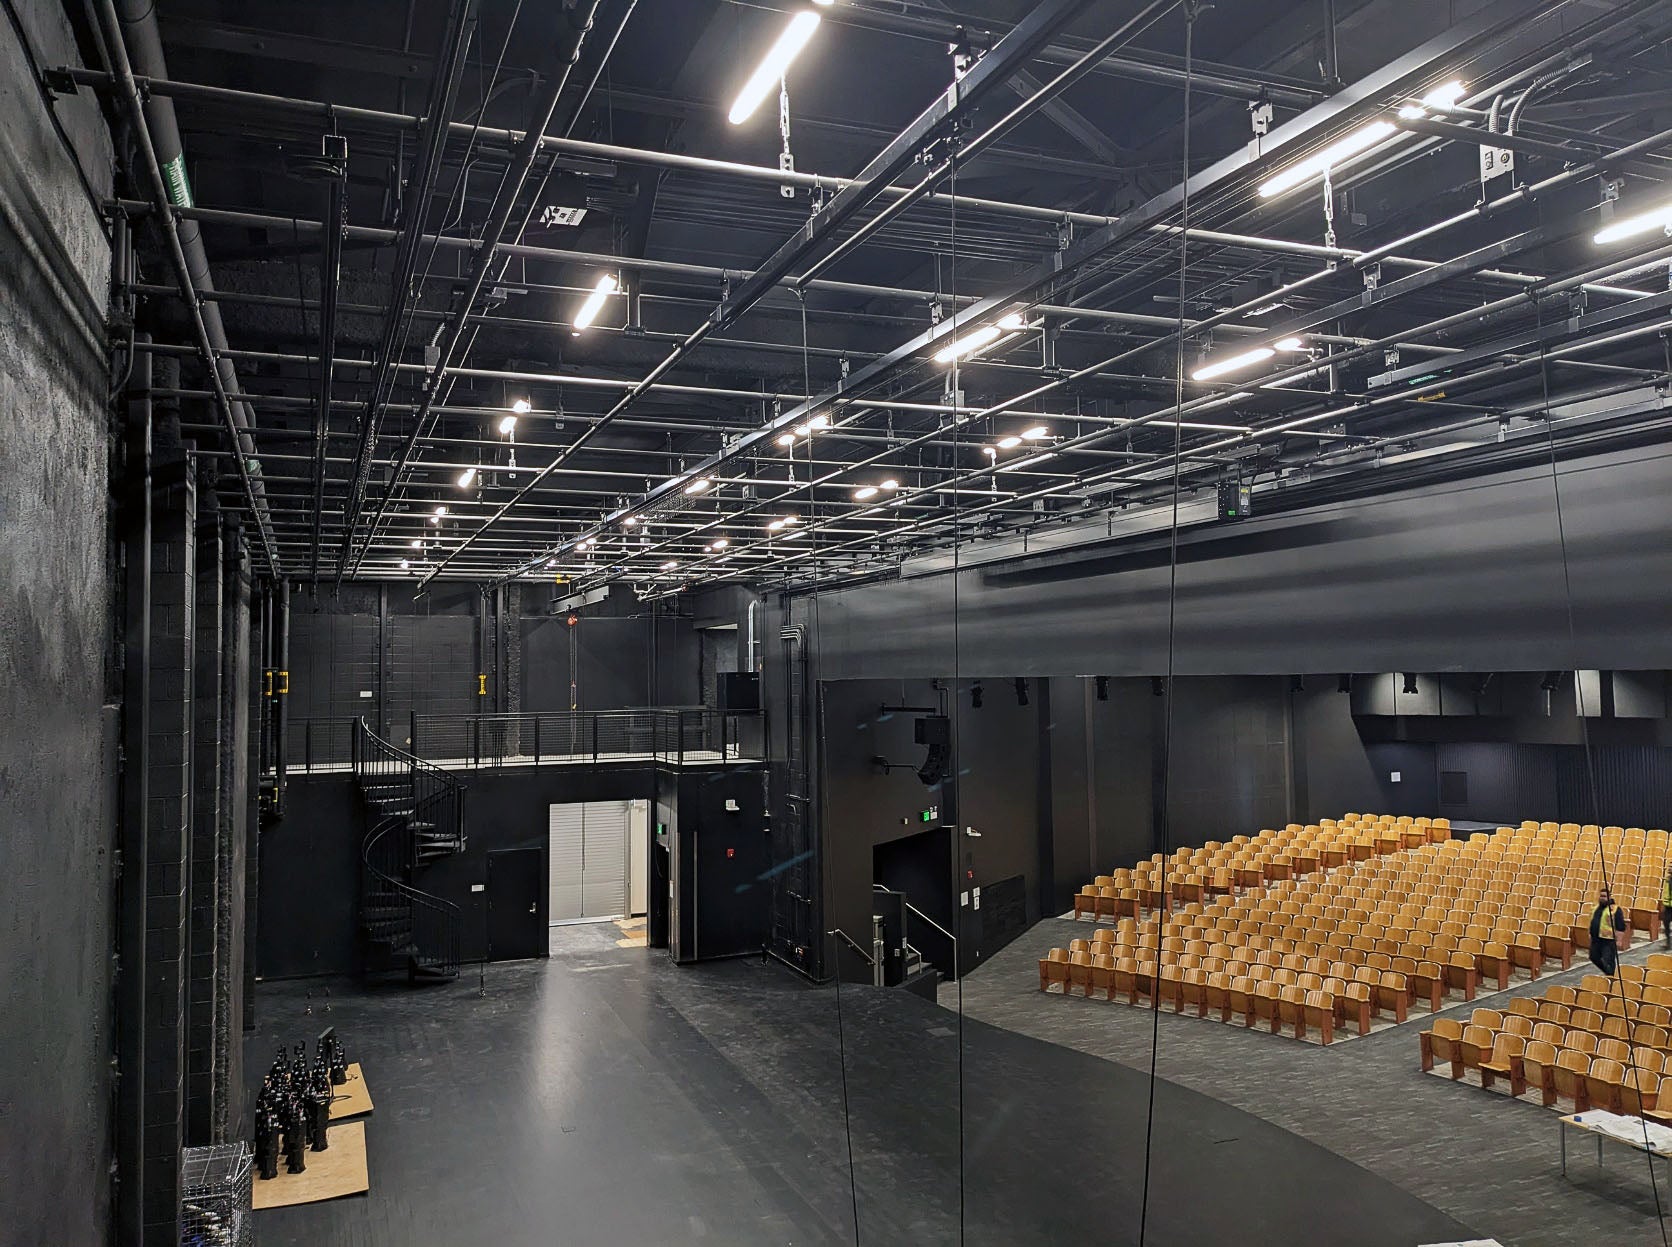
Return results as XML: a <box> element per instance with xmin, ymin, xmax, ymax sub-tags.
<box><xmin>1597</xmin><ymin>902</ymin><xmax>1621</xmax><ymax>932</ymax></box>
<box><xmin>1663</xmin><ymin>877</ymin><xmax>1672</xmax><ymax>906</ymax></box>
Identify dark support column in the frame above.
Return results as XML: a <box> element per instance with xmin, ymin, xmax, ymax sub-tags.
<box><xmin>144</xmin><ymin>450</ymin><xmax>195</xmax><ymax>1247</ymax></box>
<box><xmin>1035</xmin><ymin>679</ymin><xmax>1056</xmax><ymax>923</ymax></box>
<box><xmin>116</xmin><ymin>348</ymin><xmax>152</xmax><ymax>1247</ymax></box>
<box><xmin>186</xmin><ymin>502</ymin><xmax>223</xmax><ymax>1145</ymax></box>
<box><xmin>220</xmin><ymin>521</ymin><xmax>252</xmax><ymax>1132</ymax></box>
<box><xmin>242</xmin><ymin>583</ymin><xmax>264</xmax><ymax>1033</ymax></box>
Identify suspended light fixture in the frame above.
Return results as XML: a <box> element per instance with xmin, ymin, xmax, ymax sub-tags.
<box><xmin>996</xmin><ymin>435</ymin><xmax>1022</xmax><ymax>450</ymax></box>
<box><xmin>1260</xmin><ymin>82</ymin><xmax>1466</xmax><ymax>199</ymax></box>
<box><xmin>1274</xmin><ymin>336</ymin><xmax>1307</xmax><ymax>351</ymax></box>
<box><xmin>684</xmin><ymin>477</ymin><xmax>713</xmax><ymax>495</ymax></box>
<box><xmin>708</xmin><ymin>538</ymin><xmax>730</xmax><ymax>551</ymax></box>
<box><xmin>767</xmin><ymin>519</ymin><xmax>787</xmax><ymax>531</ymax></box>
<box><xmin>456</xmin><ymin>466</ymin><xmax>477</xmax><ymax>489</ymax></box>
<box><xmin>399</xmin><ymin>559</ymin><xmax>410</xmax><ymax>570</ymax></box>
<box><xmin>1021</xmin><ymin>426</ymin><xmax>1050</xmax><ymax>440</ymax></box>
<box><xmin>498</xmin><ymin>414</ymin><xmax>518</xmax><ymax>436</ymax></box>
<box><xmin>660</xmin><ymin>560</ymin><xmax>680</xmax><ymax>571</ymax></box>
<box><xmin>511</xmin><ymin>397</ymin><xmax>532</xmax><ymax>415</ymax></box>
<box><xmin>932</xmin><ymin>313</ymin><xmax>1027</xmax><ymax>365</ymax></box>
<box><xmin>1191</xmin><ymin>345</ymin><xmax>1276</xmax><ymax>382</ymax></box>
<box><xmin>572</xmin><ymin>272</ymin><xmax>619</xmax><ymax>332</ymax></box>
<box><xmin>410</xmin><ymin>539</ymin><xmax>422</xmax><ymax>549</ymax></box>
<box><xmin>853</xmin><ymin>485</ymin><xmax>879</xmax><ymax>501</ymax></box>
<box><xmin>1595</xmin><ymin>198</ymin><xmax>1672</xmax><ymax>246</ymax></box>
<box><xmin>880</xmin><ymin>479</ymin><xmax>900</xmax><ymax>490</ymax></box>
<box><xmin>728</xmin><ymin>10</ymin><xmax>822</xmax><ymax>126</ymax></box>
<box><xmin>808</xmin><ymin>413</ymin><xmax>830</xmax><ymax>430</ymax></box>
<box><xmin>623</xmin><ymin>516</ymin><xmax>638</xmax><ymax>527</ymax></box>
<box><xmin>777</xmin><ymin>432</ymin><xmax>796</xmax><ymax>447</ymax></box>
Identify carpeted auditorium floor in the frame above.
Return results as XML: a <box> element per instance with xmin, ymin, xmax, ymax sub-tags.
<box><xmin>247</xmin><ymin>919</ymin><xmax>1633</xmax><ymax>1246</ymax></box>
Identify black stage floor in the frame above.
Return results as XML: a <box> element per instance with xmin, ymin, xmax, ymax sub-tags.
<box><xmin>247</xmin><ymin>925</ymin><xmax>1473</xmax><ymax>1246</ymax></box>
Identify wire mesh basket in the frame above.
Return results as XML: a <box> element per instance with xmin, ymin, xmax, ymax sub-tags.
<box><xmin>180</xmin><ymin>1142</ymin><xmax>253</xmax><ymax>1247</ymax></box>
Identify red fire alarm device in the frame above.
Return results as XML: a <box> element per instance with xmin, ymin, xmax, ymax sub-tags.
<box><xmin>726</xmin><ymin>847</ymin><xmax>736</xmax><ymax>859</ymax></box>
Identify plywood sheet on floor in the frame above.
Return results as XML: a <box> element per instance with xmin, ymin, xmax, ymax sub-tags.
<box><xmin>329</xmin><ymin>1063</ymin><xmax>373</xmax><ymax>1119</ymax></box>
<box><xmin>253</xmin><ymin>1121</ymin><xmax>369</xmax><ymax>1209</ymax></box>
<box><xmin>614</xmin><ymin>915</ymin><xmax>647</xmax><ymax>948</ymax></box>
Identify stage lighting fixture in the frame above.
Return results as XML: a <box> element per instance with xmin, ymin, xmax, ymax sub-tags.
<box><xmin>1401</xmin><ymin>673</ymin><xmax>1419</xmax><ymax>694</ymax></box>
<box><xmin>1540</xmin><ymin>671</ymin><xmax>1562</xmax><ymax>692</ymax></box>
<box><xmin>1014</xmin><ymin>677</ymin><xmax>1029</xmax><ymax>707</ymax></box>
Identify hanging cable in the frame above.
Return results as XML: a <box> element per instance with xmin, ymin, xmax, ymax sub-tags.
<box><xmin>1532</xmin><ymin>279</ymin><xmax>1671</xmax><ymax>1243</ymax></box>
<box><xmin>1139</xmin><ymin>6</ymin><xmax>1196</xmax><ymax>1243</ymax></box>
<box><xmin>947</xmin><ymin>152</ymin><xmax>967</xmax><ymax>1247</ymax></box>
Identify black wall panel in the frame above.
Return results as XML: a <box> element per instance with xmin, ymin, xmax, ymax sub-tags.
<box><xmin>791</xmin><ymin>445</ymin><xmax>1672</xmax><ymax>681</ymax></box>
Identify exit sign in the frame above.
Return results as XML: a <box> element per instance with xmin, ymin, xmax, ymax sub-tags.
<box><xmin>920</xmin><ymin>805</ymin><xmax>939</xmax><ymax>823</ymax></box>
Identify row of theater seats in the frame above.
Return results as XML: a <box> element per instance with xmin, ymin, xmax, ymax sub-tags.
<box><xmin>1073</xmin><ymin>814</ymin><xmax>1452</xmax><ymax>920</ymax></box>
<box><xmin>1042</xmin><ymin>817</ymin><xmax>1667</xmax><ymax>1043</ymax></box>
<box><xmin>1420</xmin><ymin>960</ymin><xmax>1672</xmax><ymax>1118</ymax></box>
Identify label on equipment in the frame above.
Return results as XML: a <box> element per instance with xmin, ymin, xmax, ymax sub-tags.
<box><xmin>1479</xmin><ymin>144</ymin><xmax>1514</xmax><ymax>183</ymax></box>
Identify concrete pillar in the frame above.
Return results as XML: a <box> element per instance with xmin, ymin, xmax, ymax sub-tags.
<box><xmin>143</xmin><ymin>453</ymin><xmax>194</xmax><ymax>1246</ymax></box>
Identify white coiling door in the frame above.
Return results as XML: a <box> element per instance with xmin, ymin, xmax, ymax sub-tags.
<box><xmin>549</xmin><ymin>800</ymin><xmax>629</xmax><ymax>922</ymax></box>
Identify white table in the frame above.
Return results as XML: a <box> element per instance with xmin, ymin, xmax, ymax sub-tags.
<box><xmin>1560</xmin><ymin>1110</ymin><xmax>1672</xmax><ymax>1179</ymax></box>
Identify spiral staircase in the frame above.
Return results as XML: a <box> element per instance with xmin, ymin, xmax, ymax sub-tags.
<box><xmin>352</xmin><ymin>718</ymin><xmax>465</xmax><ymax>982</ymax></box>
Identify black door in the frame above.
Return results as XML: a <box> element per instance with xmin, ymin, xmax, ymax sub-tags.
<box><xmin>487</xmin><ymin>847</ymin><xmax>546</xmax><ymax>961</ymax></box>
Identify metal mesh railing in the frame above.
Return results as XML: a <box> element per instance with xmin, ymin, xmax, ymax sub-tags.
<box><xmin>410</xmin><ymin>708</ymin><xmax>762</xmax><ymax>770</ymax></box>
<box><xmin>284</xmin><ymin>709</ymin><xmax>761</xmax><ymax>773</ymax></box>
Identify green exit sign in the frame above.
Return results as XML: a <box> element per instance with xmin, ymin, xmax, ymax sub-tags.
<box><xmin>920</xmin><ymin>805</ymin><xmax>939</xmax><ymax>823</ymax></box>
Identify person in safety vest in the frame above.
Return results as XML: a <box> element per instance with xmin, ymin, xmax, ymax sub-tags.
<box><xmin>1589</xmin><ymin>887</ymin><xmax>1627</xmax><ymax>975</ymax></box>
<box><xmin>1661</xmin><ymin>867</ymin><xmax>1672</xmax><ymax>951</ymax></box>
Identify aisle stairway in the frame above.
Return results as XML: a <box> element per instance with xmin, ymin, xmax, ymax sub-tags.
<box><xmin>352</xmin><ymin>718</ymin><xmax>466</xmax><ymax>982</ymax></box>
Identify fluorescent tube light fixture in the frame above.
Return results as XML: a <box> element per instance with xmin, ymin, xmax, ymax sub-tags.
<box><xmin>511</xmin><ymin>397</ymin><xmax>532</xmax><ymax>415</ymax></box>
<box><xmin>497</xmin><ymin>414</ymin><xmax>517</xmax><ymax>436</ymax></box>
<box><xmin>1274</xmin><ymin>336</ymin><xmax>1307</xmax><ymax>351</ymax></box>
<box><xmin>1021</xmin><ymin>426</ymin><xmax>1049</xmax><ymax>440</ymax></box>
<box><xmin>1258</xmin><ymin>120</ymin><xmax>1396</xmax><ymax>198</ymax></box>
<box><xmin>572</xmin><ymin>273</ymin><xmax>618</xmax><ymax>332</ymax></box>
<box><xmin>777</xmin><ymin>432</ymin><xmax>796</xmax><ymax>447</ymax></box>
<box><xmin>1595</xmin><ymin>199</ymin><xmax>1672</xmax><ymax>246</ymax></box>
<box><xmin>996</xmin><ymin>436</ymin><xmax>1022</xmax><ymax>450</ymax></box>
<box><xmin>684</xmin><ymin>478</ymin><xmax>712</xmax><ymax>495</ymax></box>
<box><xmin>728</xmin><ymin>11</ymin><xmax>821</xmax><ymax>126</ymax></box>
<box><xmin>854</xmin><ymin>486</ymin><xmax>879</xmax><ymax>500</ymax></box>
<box><xmin>456</xmin><ymin>467</ymin><xmax>476</xmax><ymax>488</ymax></box>
<box><xmin>1192</xmin><ymin>345</ymin><xmax>1276</xmax><ymax>382</ymax></box>
<box><xmin>659</xmin><ymin>560</ymin><xmax>679</xmax><ymax>571</ymax></box>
